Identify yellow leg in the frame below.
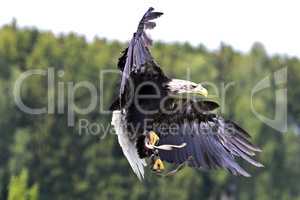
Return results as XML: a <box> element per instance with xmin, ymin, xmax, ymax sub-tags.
<box><xmin>152</xmin><ymin>158</ymin><xmax>165</xmax><ymax>172</ymax></box>
<box><xmin>148</xmin><ymin>131</ymin><xmax>159</xmax><ymax>145</ymax></box>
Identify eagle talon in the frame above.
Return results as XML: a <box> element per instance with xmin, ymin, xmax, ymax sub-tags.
<box><xmin>152</xmin><ymin>158</ymin><xmax>165</xmax><ymax>172</ymax></box>
<box><xmin>148</xmin><ymin>131</ymin><xmax>159</xmax><ymax>146</ymax></box>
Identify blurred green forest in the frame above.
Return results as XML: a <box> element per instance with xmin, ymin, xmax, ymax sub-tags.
<box><xmin>0</xmin><ymin>21</ymin><xmax>299</xmax><ymax>200</ymax></box>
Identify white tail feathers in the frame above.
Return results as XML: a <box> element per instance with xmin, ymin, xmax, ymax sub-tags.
<box><xmin>111</xmin><ymin>110</ymin><xmax>147</xmax><ymax>181</ymax></box>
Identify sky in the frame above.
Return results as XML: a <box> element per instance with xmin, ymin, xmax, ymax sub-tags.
<box><xmin>1</xmin><ymin>0</ymin><xmax>299</xmax><ymax>57</ymax></box>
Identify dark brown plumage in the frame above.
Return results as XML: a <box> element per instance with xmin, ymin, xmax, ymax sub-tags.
<box><xmin>110</xmin><ymin>7</ymin><xmax>263</xmax><ymax>179</ymax></box>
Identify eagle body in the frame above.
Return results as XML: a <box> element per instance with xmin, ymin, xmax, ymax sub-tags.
<box><xmin>110</xmin><ymin>7</ymin><xmax>263</xmax><ymax>180</ymax></box>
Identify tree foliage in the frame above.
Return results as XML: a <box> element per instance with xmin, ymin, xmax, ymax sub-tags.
<box><xmin>7</xmin><ymin>169</ymin><xmax>39</xmax><ymax>200</ymax></box>
<box><xmin>0</xmin><ymin>21</ymin><xmax>299</xmax><ymax>200</ymax></box>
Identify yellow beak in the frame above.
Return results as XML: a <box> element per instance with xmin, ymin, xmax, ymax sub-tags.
<box><xmin>197</xmin><ymin>86</ymin><xmax>208</xmax><ymax>97</ymax></box>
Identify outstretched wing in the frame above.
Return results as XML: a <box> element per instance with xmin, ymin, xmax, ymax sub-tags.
<box><xmin>155</xmin><ymin>113</ymin><xmax>263</xmax><ymax>177</ymax></box>
<box><xmin>118</xmin><ymin>7</ymin><xmax>164</xmax><ymax>98</ymax></box>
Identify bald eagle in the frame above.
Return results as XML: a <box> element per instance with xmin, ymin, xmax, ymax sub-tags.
<box><xmin>110</xmin><ymin>7</ymin><xmax>263</xmax><ymax>180</ymax></box>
